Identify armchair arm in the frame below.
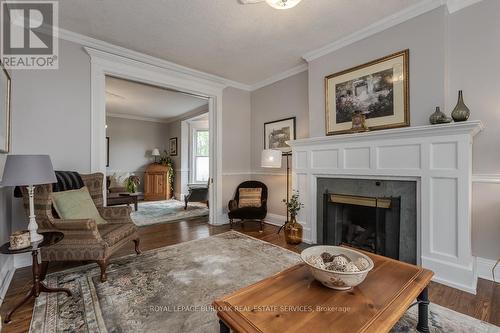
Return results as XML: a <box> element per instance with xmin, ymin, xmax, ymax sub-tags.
<box><xmin>261</xmin><ymin>198</ymin><xmax>267</xmax><ymax>211</ymax></box>
<box><xmin>98</xmin><ymin>206</ymin><xmax>133</xmax><ymax>223</ymax></box>
<box><xmin>51</xmin><ymin>218</ymin><xmax>104</xmax><ymax>244</ymax></box>
<box><xmin>228</xmin><ymin>199</ymin><xmax>238</xmax><ymax>212</ymax></box>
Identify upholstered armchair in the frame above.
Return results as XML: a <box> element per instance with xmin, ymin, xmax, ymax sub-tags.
<box><xmin>20</xmin><ymin>173</ymin><xmax>140</xmax><ymax>282</ymax></box>
<box><xmin>184</xmin><ymin>179</ymin><xmax>210</xmax><ymax>210</ymax></box>
<box><xmin>228</xmin><ymin>181</ymin><xmax>268</xmax><ymax>232</ymax></box>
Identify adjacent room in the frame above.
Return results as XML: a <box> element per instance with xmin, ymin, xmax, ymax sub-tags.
<box><xmin>105</xmin><ymin>76</ymin><xmax>210</xmax><ymax>226</ymax></box>
<box><xmin>0</xmin><ymin>0</ymin><xmax>498</xmax><ymax>332</ymax></box>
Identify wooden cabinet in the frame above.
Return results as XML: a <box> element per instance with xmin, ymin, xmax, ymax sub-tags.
<box><xmin>144</xmin><ymin>163</ymin><xmax>171</xmax><ymax>201</ymax></box>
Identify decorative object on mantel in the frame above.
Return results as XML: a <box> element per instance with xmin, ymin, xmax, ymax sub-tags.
<box><xmin>264</xmin><ymin>117</ymin><xmax>296</xmax><ymax>153</ymax></box>
<box><xmin>350</xmin><ymin>110</ymin><xmax>369</xmax><ymax>132</ymax></box>
<box><xmin>1</xmin><ymin>155</ymin><xmax>57</xmax><ymax>242</ymax></box>
<box><xmin>9</xmin><ymin>230</ymin><xmax>30</xmax><ymax>250</ymax></box>
<box><xmin>429</xmin><ymin>106</ymin><xmax>452</xmax><ymax>124</ymax></box>
<box><xmin>451</xmin><ymin>90</ymin><xmax>471</xmax><ymax>122</ymax></box>
<box><xmin>283</xmin><ymin>190</ymin><xmax>304</xmax><ymax>244</ymax></box>
<box><xmin>0</xmin><ymin>61</ymin><xmax>11</xmax><ymax>153</ymax></box>
<box><xmin>325</xmin><ymin>49</ymin><xmax>409</xmax><ymax>135</ymax></box>
<box><xmin>169</xmin><ymin>137</ymin><xmax>178</xmax><ymax>156</ymax></box>
<box><xmin>151</xmin><ymin>147</ymin><xmax>160</xmax><ymax>163</ymax></box>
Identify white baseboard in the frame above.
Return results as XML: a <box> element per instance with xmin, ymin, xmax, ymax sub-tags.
<box><xmin>0</xmin><ymin>256</ymin><xmax>14</xmax><ymax>306</ymax></box>
<box><xmin>264</xmin><ymin>213</ymin><xmax>287</xmax><ymax>227</ymax></box>
<box><xmin>477</xmin><ymin>257</ymin><xmax>499</xmax><ymax>282</ymax></box>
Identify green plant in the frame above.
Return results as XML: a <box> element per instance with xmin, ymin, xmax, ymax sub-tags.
<box><xmin>126</xmin><ymin>175</ymin><xmax>140</xmax><ymax>193</ymax></box>
<box><xmin>282</xmin><ymin>190</ymin><xmax>304</xmax><ymax>217</ymax></box>
<box><xmin>159</xmin><ymin>150</ymin><xmax>175</xmax><ymax>193</ymax></box>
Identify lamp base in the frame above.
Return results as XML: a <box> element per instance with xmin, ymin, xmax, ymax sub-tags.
<box><xmin>30</xmin><ymin>231</ymin><xmax>43</xmax><ymax>243</ymax></box>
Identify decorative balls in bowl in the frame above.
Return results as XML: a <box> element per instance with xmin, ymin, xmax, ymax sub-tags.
<box><xmin>301</xmin><ymin>246</ymin><xmax>374</xmax><ymax>290</ymax></box>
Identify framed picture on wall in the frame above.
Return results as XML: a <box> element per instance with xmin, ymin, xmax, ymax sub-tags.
<box><xmin>169</xmin><ymin>137</ymin><xmax>178</xmax><ymax>156</ymax></box>
<box><xmin>106</xmin><ymin>137</ymin><xmax>110</xmax><ymax>167</ymax></box>
<box><xmin>0</xmin><ymin>62</ymin><xmax>11</xmax><ymax>153</ymax></box>
<box><xmin>264</xmin><ymin>117</ymin><xmax>296</xmax><ymax>153</ymax></box>
<box><xmin>325</xmin><ymin>49</ymin><xmax>409</xmax><ymax>135</ymax></box>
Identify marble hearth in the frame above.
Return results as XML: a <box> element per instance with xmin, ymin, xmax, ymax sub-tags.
<box><xmin>288</xmin><ymin>121</ymin><xmax>483</xmax><ymax>294</ymax></box>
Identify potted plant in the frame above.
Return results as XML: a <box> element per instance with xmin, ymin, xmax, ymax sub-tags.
<box><xmin>126</xmin><ymin>175</ymin><xmax>140</xmax><ymax>193</ymax></box>
<box><xmin>159</xmin><ymin>151</ymin><xmax>175</xmax><ymax>196</ymax></box>
<box><xmin>282</xmin><ymin>191</ymin><xmax>304</xmax><ymax>245</ymax></box>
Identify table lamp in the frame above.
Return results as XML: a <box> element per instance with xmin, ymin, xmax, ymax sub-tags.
<box><xmin>152</xmin><ymin>148</ymin><xmax>160</xmax><ymax>163</ymax></box>
<box><xmin>1</xmin><ymin>155</ymin><xmax>56</xmax><ymax>242</ymax></box>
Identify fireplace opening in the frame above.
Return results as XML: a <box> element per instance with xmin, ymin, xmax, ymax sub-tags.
<box><xmin>323</xmin><ymin>193</ymin><xmax>401</xmax><ymax>260</ymax></box>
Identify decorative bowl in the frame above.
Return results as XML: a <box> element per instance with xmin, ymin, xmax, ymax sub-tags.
<box><xmin>301</xmin><ymin>245</ymin><xmax>374</xmax><ymax>290</ymax></box>
<box><xmin>9</xmin><ymin>230</ymin><xmax>31</xmax><ymax>250</ymax></box>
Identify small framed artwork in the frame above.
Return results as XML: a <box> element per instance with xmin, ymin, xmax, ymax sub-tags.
<box><xmin>264</xmin><ymin>117</ymin><xmax>296</xmax><ymax>153</ymax></box>
<box><xmin>169</xmin><ymin>137</ymin><xmax>178</xmax><ymax>156</ymax></box>
<box><xmin>325</xmin><ymin>49</ymin><xmax>409</xmax><ymax>135</ymax></box>
<box><xmin>106</xmin><ymin>137</ymin><xmax>110</xmax><ymax>167</ymax></box>
<box><xmin>0</xmin><ymin>62</ymin><xmax>11</xmax><ymax>153</ymax></box>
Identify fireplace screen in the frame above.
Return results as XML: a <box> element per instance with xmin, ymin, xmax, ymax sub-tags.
<box><xmin>323</xmin><ymin>193</ymin><xmax>401</xmax><ymax>260</ymax></box>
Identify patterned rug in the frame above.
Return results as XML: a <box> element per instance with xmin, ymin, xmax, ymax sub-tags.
<box><xmin>131</xmin><ymin>199</ymin><xmax>208</xmax><ymax>226</ymax></box>
<box><xmin>30</xmin><ymin>232</ymin><xmax>499</xmax><ymax>333</ymax></box>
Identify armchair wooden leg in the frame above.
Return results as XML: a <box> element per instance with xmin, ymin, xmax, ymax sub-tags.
<box><xmin>133</xmin><ymin>238</ymin><xmax>141</xmax><ymax>255</ymax></box>
<box><xmin>260</xmin><ymin>220</ymin><xmax>264</xmax><ymax>233</ymax></box>
<box><xmin>229</xmin><ymin>219</ymin><xmax>233</xmax><ymax>229</ymax></box>
<box><xmin>97</xmin><ymin>260</ymin><xmax>108</xmax><ymax>282</ymax></box>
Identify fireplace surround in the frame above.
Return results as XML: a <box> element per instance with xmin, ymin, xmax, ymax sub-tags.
<box><xmin>288</xmin><ymin>121</ymin><xmax>483</xmax><ymax>294</ymax></box>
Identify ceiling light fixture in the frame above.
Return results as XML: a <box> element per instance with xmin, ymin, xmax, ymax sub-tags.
<box><xmin>265</xmin><ymin>0</ymin><xmax>302</xmax><ymax>9</ymax></box>
<box><xmin>239</xmin><ymin>0</ymin><xmax>302</xmax><ymax>10</ymax></box>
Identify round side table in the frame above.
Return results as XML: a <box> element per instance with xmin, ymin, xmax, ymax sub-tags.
<box><xmin>0</xmin><ymin>231</ymin><xmax>72</xmax><ymax>324</ymax></box>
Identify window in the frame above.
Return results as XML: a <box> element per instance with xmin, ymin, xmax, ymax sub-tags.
<box><xmin>193</xmin><ymin>129</ymin><xmax>209</xmax><ymax>183</ymax></box>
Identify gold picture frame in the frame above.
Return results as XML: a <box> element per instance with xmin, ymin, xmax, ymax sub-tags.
<box><xmin>0</xmin><ymin>62</ymin><xmax>11</xmax><ymax>153</ymax></box>
<box><xmin>325</xmin><ymin>50</ymin><xmax>409</xmax><ymax>135</ymax></box>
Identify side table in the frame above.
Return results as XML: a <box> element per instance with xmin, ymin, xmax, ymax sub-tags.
<box><xmin>0</xmin><ymin>231</ymin><xmax>72</xmax><ymax>324</ymax></box>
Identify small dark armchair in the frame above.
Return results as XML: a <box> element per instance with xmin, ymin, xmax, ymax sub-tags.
<box><xmin>228</xmin><ymin>181</ymin><xmax>268</xmax><ymax>232</ymax></box>
<box><xmin>184</xmin><ymin>180</ymin><xmax>209</xmax><ymax>210</ymax></box>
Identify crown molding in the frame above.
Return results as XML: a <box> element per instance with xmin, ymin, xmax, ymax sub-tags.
<box><xmin>446</xmin><ymin>0</ymin><xmax>483</xmax><ymax>13</ymax></box>
<box><xmin>106</xmin><ymin>112</ymin><xmax>170</xmax><ymax>124</ymax></box>
<box><xmin>250</xmin><ymin>63</ymin><xmax>308</xmax><ymax>91</ymax></box>
<box><xmin>58</xmin><ymin>28</ymin><xmax>253</xmax><ymax>91</ymax></box>
<box><xmin>302</xmin><ymin>0</ymin><xmax>445</xmax><ymax>62</ymax></box>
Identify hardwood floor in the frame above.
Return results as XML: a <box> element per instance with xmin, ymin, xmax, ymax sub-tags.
<box><xmin>1</xmin><ymin>218</ymin><xmax>498</xmax><ymax>332</ymax></box>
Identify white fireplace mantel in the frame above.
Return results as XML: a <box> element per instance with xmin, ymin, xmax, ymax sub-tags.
<box><xmin>288</xmin><ymin>121</ymin><xmax>484</xmax><ymax>294</ymax></box>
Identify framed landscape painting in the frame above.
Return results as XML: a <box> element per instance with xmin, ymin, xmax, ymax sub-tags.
<box><xmin>264</xmin><ymin>117</ymin><xmax>296</xmax><ymax>153</ymax></box>
<box><xmin>0</xmin><ymin>62</ymin><xmax>11</xmax><ymax>153</ymax></box>
<box><xmin>325</xmin><ymin>50</ymin><xmax>409</xmax><ymax>135</ymax></box>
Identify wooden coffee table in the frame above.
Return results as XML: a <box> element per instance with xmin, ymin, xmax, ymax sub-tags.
<box><xmin>213</xmin><ymin>249</ymin><xmax>433</xmax><ymax>333</ymax></box>
<box><xmin>107</xmin><ymin>192</ymin><xmax>143</xmax><ymax>211</ymax></box>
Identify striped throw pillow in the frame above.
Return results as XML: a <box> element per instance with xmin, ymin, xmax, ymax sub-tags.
<box><xmin>238</xmin><ymin>188</ymin><xmax>262</xmax><ymax>208</ymax></box>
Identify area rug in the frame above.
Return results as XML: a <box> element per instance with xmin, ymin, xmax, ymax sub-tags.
<box><xmin>30</xmin><ymin>231</ymin><xmax>499</xmax><ymax>333</ymax></box>
<box><xmin>131</xmin><ymin>199</ymin><xmax>208</xmax><ymax>226</ymax></box>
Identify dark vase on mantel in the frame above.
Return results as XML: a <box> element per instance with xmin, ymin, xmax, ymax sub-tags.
<box><xmin>451</xmin><ymin>90</ymin><xmax>470</xmax><ymax>122</ymax></box>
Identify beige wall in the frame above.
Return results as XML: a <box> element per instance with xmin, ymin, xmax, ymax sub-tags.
<box><xmin>249</xmin><ymin>2</ymin><xmax>499</xmax><ymax>260</ymax></box>
<box><xmin>221</xmin><ymin>87</ymin><xmax>252</xmax><ymax>213</ymax></box>
<box><xmin>105</xmin><ymin>116</ymin><xmax>169</xmax><ymax>191</ymax></box>
<box><xmin>250</xmin><ymin>71</ymin><xmax>309</xmax><ymax>216</ymax></box>
<box><xmin>446</xmin><ymin>0</ymin><xmax>500</xmax><ymax>260</ymax></box>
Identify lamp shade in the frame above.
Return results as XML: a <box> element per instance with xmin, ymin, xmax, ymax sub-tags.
<box><xmin>1</xmin><ymin>155</ymin><xmax>56</xmax><ymax>186</ymax></box>
<box><xmin>151</xmin><ymin>148</ymin><xmax>160</xmax><ymax>157</ymax></box>
<box><xmin>261</xmin><ymin>149</ymin><xmax>282</xmax><ymax>168</ymax></box>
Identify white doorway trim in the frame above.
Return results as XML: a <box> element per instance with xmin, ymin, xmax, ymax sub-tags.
<box><xmin>85</xmin><ymin>47</ymin><xmax>225</xmax><ymax>225</ymax></box>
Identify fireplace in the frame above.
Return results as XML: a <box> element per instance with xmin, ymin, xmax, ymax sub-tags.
<box><xmin>323</xmin><ymin>193</ymin><xmax>401</xmax><ymax>260</ymax></box>
<box><xmin>317</xmin><ymin>178</ymin><xmax>417</xmax><ymax>264</ymax></box>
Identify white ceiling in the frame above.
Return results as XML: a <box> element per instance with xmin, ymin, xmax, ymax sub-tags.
<box><xmin>58</xmin><ymin>0</ymin><xmax>422</xmax><ymax>86</ymax></box>
<box><xmin>105</xmin><ymin>76</ymin><xmax>208</xmax><ymax>122</ymax></box>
